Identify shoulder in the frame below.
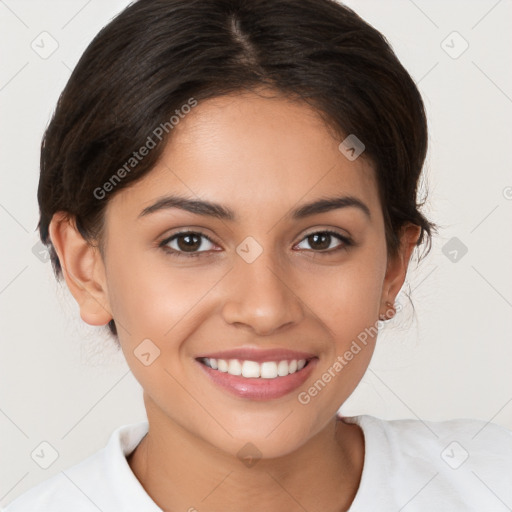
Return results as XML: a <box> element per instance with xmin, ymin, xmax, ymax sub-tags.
<box><xmin>368</xmin><ymin>414</ymin><xmax>512</xmax><ymax>462</ymax></box>
<box><xmin>2</xmin><ymin>454</ymin><xmax>105</xmax><ymax>512</ymax></box>
<box><xmin>2</xmin><ymin>421</ymin><xmax>151</xmax><ymax>512</ymax></box>
<box><xmin>357</xmin><ymin>414</ymin><xmax>512</xmax><ymax>472</ymax></box>
<box><xmin>342</xmin><ymin>414</ymin><xmax>512</xmax><ymax>511</ymax></box>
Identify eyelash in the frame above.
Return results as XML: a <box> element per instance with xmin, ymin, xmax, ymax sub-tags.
<box><xmin>159</xmin><ymin>229</ymin><xmax>353</xmax><ymax>259</ymax></box>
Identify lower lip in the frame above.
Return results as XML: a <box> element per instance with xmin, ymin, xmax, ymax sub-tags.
<box><xmin>196</xmin><ymin>358</ymin><xmax>318</xmax><ymax>401</ymax></box>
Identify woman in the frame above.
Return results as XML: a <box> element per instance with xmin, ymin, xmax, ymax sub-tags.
<box><xmin>4</xmin><ymin>0</ymin><xmax>511</xmax><ymax>510</ymax></box>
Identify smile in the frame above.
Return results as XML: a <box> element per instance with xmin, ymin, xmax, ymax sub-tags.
<box><xmin>198</xmin><ymin>357</ymin><xmax>309</xmax><ymax>379</ymax></box>
<box><xmin>195</xmin><ymin>356</ymin><xmax>318</xmax><ymax>401</ymax></box>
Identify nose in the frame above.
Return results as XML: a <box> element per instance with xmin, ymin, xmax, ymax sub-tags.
<box><xmin>220</xmin><ymin>248</ymin><xmax>305</xmax><ymax>336</ymax></box>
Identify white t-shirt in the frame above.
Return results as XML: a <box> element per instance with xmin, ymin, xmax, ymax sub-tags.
<box><xmin>3</xmin><ymin>414</ymin><xmax>512</xmax><ymax>511</ymax></box>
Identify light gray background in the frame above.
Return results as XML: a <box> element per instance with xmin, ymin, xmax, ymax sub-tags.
<box><xmin>1</xmin><ymin>0</ymin><xmax>511</xmax><ymax>505</ymax></box>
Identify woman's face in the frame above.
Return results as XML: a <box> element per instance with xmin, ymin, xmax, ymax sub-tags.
<box><xmin>97</xmin><ymin>89</ymin><xmax>393</xmax><ymax>457</ymax></box>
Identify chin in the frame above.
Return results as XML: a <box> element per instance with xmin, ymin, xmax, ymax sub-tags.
<box><xmin>202</xmin><ymin>412</ymin><xmax>319</xmax><ymax>461</ymax></box>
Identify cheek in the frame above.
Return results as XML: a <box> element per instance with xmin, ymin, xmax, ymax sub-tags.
<box><xmin>315</xmin><ymin>241</ymin><xmax>387</xmax><ymax>332</ymax></box>
<box><xmin>105</xmin><ymin>243</ymin><xmax>231</xmax><ymax>373</ymax></box>
<box><xmin>306</xmin><ymin>238</ymin><xmax>387</xmax><ymax>386</ymax></box>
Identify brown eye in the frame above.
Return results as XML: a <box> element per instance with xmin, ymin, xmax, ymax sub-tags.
<box><xmin>175</xmin><ymin>233</ymin><xmax>202</xmax><ymax>252</ymax></box>
<box><xmin>161</xmin><ymin>231</ymin><xmax>217</xmax><ymax>258</ymax></box>
<box><xmin>307</xmin><ymin>233</ymin><xmax>331</xmax><ymax>251</ymax></box>
<box><xmin>296</xmin><ymin>230</ymin><xmax>352</xmax><ymax>253</ymax></box>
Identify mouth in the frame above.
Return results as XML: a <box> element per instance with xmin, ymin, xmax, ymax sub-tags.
<box><xmin>197</xmin><ymin>356</ymin><xmax>314</xmax><ymax>379</ymax></box>
<box><xmin>194</xmin><ymin>350</ymin><xmax>318</xmax><ymax>401</ymax></box>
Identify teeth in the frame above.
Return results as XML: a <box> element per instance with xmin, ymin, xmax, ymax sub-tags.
<box><xmin>242</xmin><ymin>360</ymin><xmax>260</xmax><ymax>378</ymax></box>
<box><xmin>217</xmin><ymin>359</ymin><xmax>228</xmax><ymax>372</ymax></box>
<box><xmin>228</xmin><ymin>359</ymin><xmax>242</xmax><ymax>376</ymax></box>
<box><xmin>261</xmin><ymin>361</ymin><xmax>278</xmax><ymax>379</ymax></box>
<box><xmin>277</xmin><ymin>360</ymin><xmax>289</xmax><ymax>377</ymax></box>
<box><xmin>201</xmin><ymin>358</ymin><xmax>308</xmax><ymax>379</ymax></box>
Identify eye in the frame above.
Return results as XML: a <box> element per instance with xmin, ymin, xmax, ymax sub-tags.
<box><xmin>295</xmin><ymin>230</ymin><xmax>352</xmax><ymax>253</ymax></box>
<box><xmin>160</xmin><ymin>231</ymin><xmax>218</xmax><ymax>258</ymax></box>
<box><xmin>160</xmin><ymin>229</ymin><xmax>353</xmax><ymax>259</ymax></box>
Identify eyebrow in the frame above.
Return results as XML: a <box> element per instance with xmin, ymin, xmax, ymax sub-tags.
<box><xmin>138</xmin><ymin>194</ymin><xmax>371</xmax><ymax>221</ymax></box>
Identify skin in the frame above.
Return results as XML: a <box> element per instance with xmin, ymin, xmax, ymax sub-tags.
<box><xmin>49</xmin><ymin>88</ymin><xmax>420</xmax><ymax>512</ymax></box>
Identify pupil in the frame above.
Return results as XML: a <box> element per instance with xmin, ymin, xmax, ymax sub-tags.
<box><xmin>310</xmin><ymin>233</ymin><xmax>330</xmax><ymax>250</ymax></box>
<box><xmin>178</xmin><ymin>233</ymin><xmax>200</xmax><ymax>252</ymax></box>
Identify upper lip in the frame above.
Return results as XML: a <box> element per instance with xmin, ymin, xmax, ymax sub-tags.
<box><xmin>195</xmin><ymin>347</ymin><xmax>317</xmax><ymax>363</ymax></box>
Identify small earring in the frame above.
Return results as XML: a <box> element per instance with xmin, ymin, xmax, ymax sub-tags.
<box><xmin>379</xmin><ymin>301</ymin><xmax>396</xmax><ymax>321</ymax></box>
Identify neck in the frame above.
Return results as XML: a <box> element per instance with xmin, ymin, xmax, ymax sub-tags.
<box><xmin>127</xmin><ymin>400</ymin><xmax>364</xmax><ymax>512</ymax></box>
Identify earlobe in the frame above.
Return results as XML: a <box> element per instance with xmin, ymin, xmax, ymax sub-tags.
<box><xmin>380</xmin><ymin>223</ymin><xmax>421</xmax><ymax>316</ymax></box>
<box><xmin>48</xmin><ymin>211</ymin><xmax>113</xmax><ymax>326</ymax></box>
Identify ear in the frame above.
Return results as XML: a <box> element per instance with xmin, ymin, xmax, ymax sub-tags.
<box><xmin>380</xmin><ymin>223</ymin><xmax>421</xmax><ymax>309</ymax></box>
<box><xmin>49</xmin><ymin>211</ymin><xmax>113</xmax><ymax>326</ymax></box>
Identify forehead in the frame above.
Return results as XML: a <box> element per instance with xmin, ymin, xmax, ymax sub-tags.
<box><xmin>107</xmin><ymin>89</ymin><xmax>380</xmax><ymax>222</ymax></box>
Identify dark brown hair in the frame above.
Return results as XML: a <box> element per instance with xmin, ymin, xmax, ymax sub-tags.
<box><xmin>37</xmin><ymin>0</ymin><xmax>435</xmax><ymax>339</ymax></box>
